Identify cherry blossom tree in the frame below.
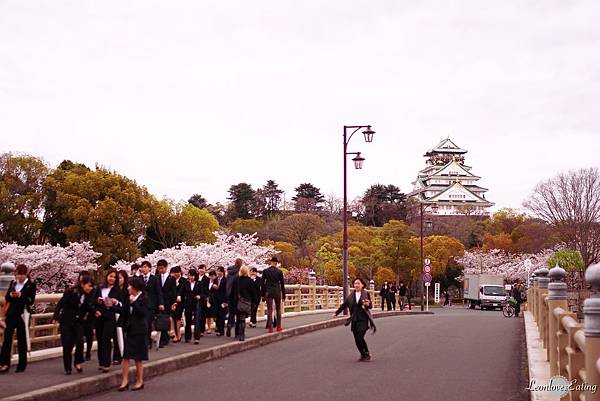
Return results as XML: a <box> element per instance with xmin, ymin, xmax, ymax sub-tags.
<box><xmin>113</xmin><ymin>232</ymin><xmax>275</xmax><ymax>273</ymax></box>
<box><xmin>0</xmin><ymin>242</ymin><xmax>101</xmax><ymax>293</ymax></box>
<box><xmin>457</xmin><ymin>248</ymin><xmax>554</xmax><ymax>283</ymax></box>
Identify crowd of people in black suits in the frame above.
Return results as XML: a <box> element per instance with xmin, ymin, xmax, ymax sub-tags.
<box><xmin>379</xmin><ymin>281</ymin><xmax>413</xmax><ymax>311</ymax></box>
<box><xmin>0</xmin><ymin>257</ymin><xmax>287</xmax><ymax>392</ymax></box>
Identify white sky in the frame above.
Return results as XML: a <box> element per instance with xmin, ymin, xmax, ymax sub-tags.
<box><xmin>1</xmin><ymin>1</ymin><xmax>599</xmax><ymax>211</ymax></box>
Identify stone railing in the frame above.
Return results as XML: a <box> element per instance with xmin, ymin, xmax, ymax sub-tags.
<box><xmin>529</xmin><ymin>263</ymin><xmax>600</xmax><ymax>401</ymax></box>
<box><xmin>0</xmin><ymin>285</ymin><xmax>385</xmax><ymax>352</ymax></box>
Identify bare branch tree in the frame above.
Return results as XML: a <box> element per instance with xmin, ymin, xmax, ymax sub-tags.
<box><xmin>524</xmin><ymin>167</ymin><xmax>600</xmax><ymax>267</ymax></box>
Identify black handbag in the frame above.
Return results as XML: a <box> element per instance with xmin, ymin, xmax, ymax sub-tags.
<box><xmin>155</xmin><ymin>313</ymin><xmax>170</xmax><ymax>331</ymax></box>
<box><xmin>237</xmin><ymin>297</ymin><xmax>252</xmax><ymax>315</ymax></box>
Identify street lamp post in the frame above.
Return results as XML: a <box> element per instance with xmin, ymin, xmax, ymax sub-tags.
<box><xmin>419</xmin><ymin>201</ymin><xmax>438</xmax><ymax>311</ymax></box>
<box><xmin>343</xmin><ymin>125</ymin><xmax>375</xmax><ymax>310</ymax></box>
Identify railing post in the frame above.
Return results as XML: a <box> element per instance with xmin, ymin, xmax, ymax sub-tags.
<box><xmin>335</xmin><ymin>286</ymin><xmax>342</xmax><ymax>308</ymax></box>
<box><xmin>529</xmin><ymin>272</ymin><xmax>537</xmax><ymax>318</ymax></box>
<box><xmin>323</xmin><ymin>285</ymin><xmax>329</xmax><ymax>310</ymax></box>
<box><xmin>537</xmin><ymin>268</ymin><xmax>550</xmax><ymax>340</ymax></box>
<box><xmin>295</xmin><ymin>285</ymin><xmax>302</xmax><ymax>312</ymax></box>
<box><xmin>548</xmin><ymin>264</ymin><xmax>568</xmax><ymax>374</ymax></box>
<box><xmin>309</xmin><ymin>283</ymin><xmax>316</xmax><ymax>311</ymax></box>
<box><xmin>533</xmin><ymin>269</ymin><xmax>541</xmax><ymax>323</ymax></box>
<box><xmin>583</xmin><ymin>262</ymin><xmax>600</xmax><ymax>401</ymax></box>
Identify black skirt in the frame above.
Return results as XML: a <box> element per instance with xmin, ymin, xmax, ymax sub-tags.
<box><xmin>172</xmin><ymin>303</ymin><xmax>184</xmax><ymax>320</ymax></box>
<box><xmin>123</xmin><ymin>333</ymin><xmax>149</xmax><ymax>361</ymax></box>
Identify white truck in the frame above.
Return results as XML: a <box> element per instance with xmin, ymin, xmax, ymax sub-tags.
<box><xmin>463</xmin><ymin>274</ymin><xmax>507</xmax><ymax>310</ymax></box>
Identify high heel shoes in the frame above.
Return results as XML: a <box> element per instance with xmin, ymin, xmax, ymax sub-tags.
<box><xmin>75</xmin><ymin>365</ymin><xmax>83</xmax><ymax>373</ymax></box>
<box><xmin>132</xmin><ymin>383</ymin><xmax>144</xmax><ymax>391</ymax></box>
<box><xmin>117</xmin><ymin>384</ymin><xmax>129</xmax><ymax>392</ymax></box>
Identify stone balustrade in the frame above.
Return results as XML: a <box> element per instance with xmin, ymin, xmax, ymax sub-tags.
<box><xmin>530</xmin><ymin>262</ymin><xmax>600</xmax><ymax>401</ymax></box>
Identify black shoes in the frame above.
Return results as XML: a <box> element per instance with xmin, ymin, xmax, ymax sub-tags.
<box><xmin>117</xmin><ymin>384</ymin><xmax>129</xmax><ymax>392</ymax></box>
<box><xmin>359</xmin><ymin>353</ymin><xmax>371</xmax><ymax>362</ymax></box>
<box><xmin>225</xmin><ymin>327</ymin><xmax>231</xmax><ymax>337</ymax></box>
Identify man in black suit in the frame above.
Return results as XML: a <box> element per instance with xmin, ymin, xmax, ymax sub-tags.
<box><xmin>249</xmin><ymin>267</ymin><xmax>263</xmax><ymax>328</ymax></box>
<box><xmin>262</xmin><ymin>256</ymin><xmax>286</xmax><ymax>333</ymax></box>
<box><xmin>0</xmin><ymin>264</ymin><xmax>37</xmax><ymax>373</ymax></box>
<box><xmin>196</xmin><ymin>265</ymin><xmax>210</xmax><ymax>335</ymax></box>
<box><xmin>139</xmin><ymin>260</ymin><xmax>164</xmax><ymax>346</ymax></box>
<box><xmin>156</xmin><ymin>259</ymin><xmax>176</xmax><ymax>346</ymax></box>
<box><xmin>379</xmin><ymin>282</ymin><xmax>390</xmax><ymax>311</ymax></box>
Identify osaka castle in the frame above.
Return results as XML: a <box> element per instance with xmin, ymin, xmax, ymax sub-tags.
<box><xmin>409</xmin><ymin>138</ymin><xmax>494</xmax><ymax>216</ymax></box>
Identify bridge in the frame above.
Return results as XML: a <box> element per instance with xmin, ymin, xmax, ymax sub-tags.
<box><xmin>3</xmin><ymin>265</ymin><xmax>600</xmax><ymax>401</ymax></box>
<box><xmin>0</xmin><ymin>293</ymin><xmax>525</xmax><ymax>401</ymax></box>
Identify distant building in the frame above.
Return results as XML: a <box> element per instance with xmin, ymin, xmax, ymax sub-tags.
<box><xmin>409</xmin><ymin>138</ymin><xmax>493</xmax><ymax>216</ymax></box>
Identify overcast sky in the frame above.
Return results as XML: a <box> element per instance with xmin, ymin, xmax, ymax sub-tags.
<box><xmin>1</xmin><ymin>1</ymin><xmax>599</xmax><ymax>211</ymax></box>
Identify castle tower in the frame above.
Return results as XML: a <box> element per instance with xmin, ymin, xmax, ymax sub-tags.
<box><xmin>409</xmin><ymin>137</ymin><xmax>493</xmax><ymax>216</ymax></box>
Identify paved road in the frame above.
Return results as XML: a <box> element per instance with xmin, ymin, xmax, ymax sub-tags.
<box><xmin>0</xmin><ymin>311</ymin><xmax>344</xmax><ymax>398</ymax></box>
<box><xmin>80</xmin><ymin>307</ymin><xmax>529</xmax><ymax>401</ymax></box>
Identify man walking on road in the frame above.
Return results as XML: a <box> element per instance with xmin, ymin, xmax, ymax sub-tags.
<box><xmin>262</xmin><ymin>256</ymin><xmax>286</xmax><ymax>333</ymax></box>
<box><xmin>398</xmin><ymin>282</ymin><xmax>408</xmax><ymax>310</ymax></box>
<box><xmin>225</xmin><ymin>259</ymin><xmax>243</xmax><ymax>337</ymax></box>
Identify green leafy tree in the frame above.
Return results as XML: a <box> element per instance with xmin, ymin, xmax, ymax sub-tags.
<box><xmin>0</xmin><ymin>153</ymin><xmax>49</xmax><ymax>244</ymax></box>
<box><xmin>361</xmin><ymin>184</ymin><xmax>407</xmax><ymax>226</ymax></box>
<box><xmin>547</xmin><ymin>250</ymin><xmax>584</xmax><ymax>272</ymax></box>
<box><xmin>142</xmin><ymin>200</ymin><xmax>218</xmax><ymax>254</ymax></box>
<box><xmin>188</xmin><ymin>194</ymin><xmax>208</xmax><ymax>209</ymax></box>
<box><xmin>43</xmin><ymin>163</ymin><xmax>154</xmax><ymax>266</ymax></box>
<box><xmin>292</xmin><ymin>183</ymin><xmax>325</xmax><ymax>212</ymax></box>
<box><xmin>227</xmin><ymin>183</ymin><xmax>256</xmax><ymax>220</ymax></box>
<box><xmin>262</xmin><ymin>180</ymin><xmax>284</xmax><ymax>216</ymax></box>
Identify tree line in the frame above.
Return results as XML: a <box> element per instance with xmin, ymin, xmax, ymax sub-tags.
<box><xmin>1</xmin><ymin>152</ymin><xmax>598</xmax><ymax>288</ymax></box>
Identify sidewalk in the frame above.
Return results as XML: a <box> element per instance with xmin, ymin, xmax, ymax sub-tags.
<box><xmin>524</xmin><ymin>310</ymin><xmax>553</xmax><ymax>401</ymax></box>
<box><xmin>0</xmin><ymin>310</ymin><xmax>431</xmax><ymax>401</ymax></box>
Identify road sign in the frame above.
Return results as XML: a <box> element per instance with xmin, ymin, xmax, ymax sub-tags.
<box><xmin>423</xmin><ymin>273</ymin><xmax>432</xmax><ymax>283</ymax></box>
<box><xmin>425</xmin><ymin>282</ymin><xmax>431</xmax><ymax>287</ymax></box>
<box><xmin>423</xmin><ymin>265</ymin><xmax>431</xmax><ymax>274</ymax></box>
<box><xmin>424</xmin><ymin>258</ymin><xmax>431</xmax><ymax>266</ymax></box>
<box><xmin>434</xmin><ymin>282</ymin><xmax>440</xmax><ymax>303</ymax></box>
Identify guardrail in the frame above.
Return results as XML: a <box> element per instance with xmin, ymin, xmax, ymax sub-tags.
<box><xmin>528</xmin><ymin>263</ymin><xmax>600</xmax><ymax>401</ymax></box>
<box><xmin>0</xmin><ymin>285</ymin><xmax>387</xmax><ymax>353</ymax></box>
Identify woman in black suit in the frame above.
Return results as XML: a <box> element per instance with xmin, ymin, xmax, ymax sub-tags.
<box><xmin>234</xmin><ymin>266</ymin><xmax>258</xmax><ymax>341</ymax></box>
<box><xmin>94</xmin><ymin>268</ymin><xmax>123</xmax><ymax>372</ymax></box>
<box><xmin>205</xmin><ymin>270</ymin><xmax>218</xmax><ymax>333</ymax></box>
<box><xmin>213</xmin><ymin>267</ymin><xmax>228</xmax><ymax>336</ymax></box>
<box><xmin>334</xmin><ymin>277</ymin><xmax>375</xmax><ymax>361</ymax></box>
<box><xmin>118</xmin><ymin>277</ymin><xmax>148</xmax><ymax>392</ymax></box>
<box><xmin>53</xmin><ymin>276</ymin><xmax>95</xmax><ymax>374</ymax></box>
<box><xmin>181</xmin><ymin>269</ymin><xmax>203</xmax><ymax>344</ymax></box>
<box><xmin>170</xmin><ymin>266</ymin><xmax>186</xmax><ymax>343</ymax></box>
<box><xmin>0</xmin><ymin>264</ymin><xmax>36</xmax><ymax>373</ymax></box>
<box><xmin>112</xmin><ymin>270</ymin><xmax>129</xmax><ymax>365</ymax></box>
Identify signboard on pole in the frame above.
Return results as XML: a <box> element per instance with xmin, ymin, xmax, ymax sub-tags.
<box><xmin>425</xmin><ymin>282</ymin><xmax>430</xmax><ymax>287</ymax></box>
<box><xmin>434</xmin><ymin>282</ymin><xmax>440</xmax><ymax>303</ymax></box>
<box><xmin>424</xmin><ymin>258</ymin><xmax>431</xmax><ymax>266</ymax></box>
<box><xmin>423</xmin><ymin>273</ymin><xmax>432</xmax><ymax>283</ymax></box>
<box><xmin>423</xmin><ymin>265</ymin><xmax>431</xmax><ymax>273</ymax></box>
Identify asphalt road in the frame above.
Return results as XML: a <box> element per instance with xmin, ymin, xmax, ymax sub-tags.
<box><xmin>0</xmin><ymin>312</ymin><xmax>343</xmax><ymax>398</ymax></box>
<box><xmin>80</xmin><ymin>307</ymin><xmax>529</xmax><ymax>401</ymax></box>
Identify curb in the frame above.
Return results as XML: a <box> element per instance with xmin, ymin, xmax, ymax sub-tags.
<box><xmin>1</xmin><ymin>310</ymin><xmax>433</xmax><ymax>401</ymax></box>
<box><xmin>523</xmin><ymin>311</ymin><xmax>552</xmax><ymax>401</ymax></box>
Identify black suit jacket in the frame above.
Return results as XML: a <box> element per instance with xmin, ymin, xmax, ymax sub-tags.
<box><xmin>335</xmin><ymin>291</ymin><xmax>373</xmax><ymax>331</ymax></box>
<box><xmin>53</xmin><ymin>287</ymin><xmax>93</xmax><ymax>326</ymax></box>
<box><xmin>261</xmin><ymin>267</ymin><xmax>286</xmax><ymax>298</ymax></box>
<box><xmin>159</xmin><ymin>274</ymin><xmax>177</xmax><ymax>309</ymax></box>
<box><xmin>125</xmin><ymin>295</ymin><xmax>149</xmax><ymax>336</ymax></box>
<box><xmin>4</xmin><ymin>279</ymin><xmax>36</xmax><ymax>318</ymax></box>
<box><xmin>236</xmin><ymin>276</ymin><xmax>259</xmax><ymax>305</ymax></box>
<box><xmin>213</xmin><ymin>276</ymin><xmax>227</xmax><ymax>305</ymax></box>
<box><xmin>94</xmin><ymin>285</ymin><xmax>123</xmax><ymax>320</ymax></box>
<box><xmin>143</xmin><ymin>274</ymin><xmax>164</xmax><ymax>313</ymax></box>
<box><xmin>181</xmin><ymin>280</ymin><xmax>204</xmax><ymax>310</ymax></box>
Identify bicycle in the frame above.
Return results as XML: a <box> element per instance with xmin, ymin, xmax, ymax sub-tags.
<box><xmin>502</xmin><ymin>298</ymin><xmax>516</xmax><ymax>318</ymax></box>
